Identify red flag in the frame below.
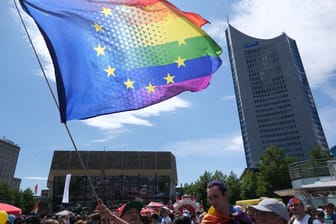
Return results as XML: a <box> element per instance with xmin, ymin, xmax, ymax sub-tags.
<box><xmin>34</xmin><ymin>184</ymin><xmax>38</xmax><ymax>195</ymax></box>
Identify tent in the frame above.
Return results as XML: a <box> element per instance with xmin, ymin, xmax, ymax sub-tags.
<box><xmin>0</xmin><ymin>203</ymin><xmax>22</xmax><ymax>215</ymax></box>
<box><xmin>140</xmin><ymin>208</ymin><xmax>157</xmax><ymax>215</ymax></box>
<box><xmin>147</xmin><ymin>202</ymin><xmax>164</xmax><ymax>208</ymax></box>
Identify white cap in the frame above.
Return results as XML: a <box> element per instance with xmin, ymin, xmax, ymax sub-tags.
<box><xmin>250</xmin><ymin>198</ymin><xmax>289</xmax><ymax>221</ymax></box>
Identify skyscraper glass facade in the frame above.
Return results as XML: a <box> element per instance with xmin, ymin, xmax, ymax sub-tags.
<box><xmin>225</xmin><ymin>25</ymin><xmax>329</xmax><ymax>167</ymax></box>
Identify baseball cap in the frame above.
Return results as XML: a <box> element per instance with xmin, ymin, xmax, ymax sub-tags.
<box><xmin>250</xmin><ymin>198</ymin><xmax>289</xmax><ymax>221</ymax></box>
<box><xmin>117</xmin><ymin>201</ymin><xmax>143</xmax><ymax>217</ymax></box>
<box><xmin>287</xmin><ymin>197</ymin><xmax>303</xmax><ymax>206</ymax></box>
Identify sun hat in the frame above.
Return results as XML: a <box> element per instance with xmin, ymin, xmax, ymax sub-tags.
<box><xmin>250</xmin><ymin>198</ymin><xmax>289</xmax><ymax>221</ymax></box>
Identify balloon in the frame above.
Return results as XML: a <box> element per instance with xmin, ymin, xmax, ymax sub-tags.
<box><xmin>0</xmin><ymin>210</ymin><xmax>8</xmax><ymax>224</ymax></box>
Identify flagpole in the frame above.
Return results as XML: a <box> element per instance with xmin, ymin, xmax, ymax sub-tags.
<box><xmin>13</xmin><ymin>0</ymin><xmax>99</xmax><ymax>201</ymax></box>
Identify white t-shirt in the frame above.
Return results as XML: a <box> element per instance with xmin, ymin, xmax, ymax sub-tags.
<box><xmin>292</xmin><ymin>214</ymin><xmax>321</xmax><ymax>224</ymax></box>
<box><xmin>161</xmin><ymin>216</ymin><xmax>172</xmax><ymax>224</ymax></box>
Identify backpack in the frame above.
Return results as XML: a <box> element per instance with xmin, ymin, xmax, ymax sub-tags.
<box><xmin>289</xmin><ymin>215</ymin><xmax>315</xmax><ymax>224</ymax></box>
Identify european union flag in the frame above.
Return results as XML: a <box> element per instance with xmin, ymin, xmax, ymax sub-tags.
<box><xmin>20</xmin><ymin>0</ymin><xmax>222</xmax><ymax>122</ymax></box>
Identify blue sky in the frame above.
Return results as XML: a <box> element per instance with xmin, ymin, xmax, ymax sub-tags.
<box><xmin>1</xmin><ymin>0</ymin><xmax>336</xmax><ymax>195</ymax></box>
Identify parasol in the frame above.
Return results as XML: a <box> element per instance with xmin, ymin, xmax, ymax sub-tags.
<box><xmin>0</xmin><ymin>203</ymin><xmax>22</xmax><ymax>216</ymax></box>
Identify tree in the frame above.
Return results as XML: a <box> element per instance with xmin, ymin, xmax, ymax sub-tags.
<box><xmin>0</xmin><ymin>183</ymin><xmax>15</xmax><ymax>202</ymax></box>
<box><xmin>310</xmin><ymin>146</ymin><xmax>330</xmax><ymax>160</ymax></box>
<box><xmin>256</xmin><ymin>145</ymin><xmax>295</xmax><ymax>197</ymax></box>
<box><xmin>0</xmin><ymin>183</ymin><xmax>35</xmax><ymax>214</ymax></box>
<box><xmin>240</xmin><ymin>169</ymin><xmax>258</xmax><ymax>199</ymax></box>
<box><xmin>223</xmin><ymin>172</ymin><xmax>240</xmax><ymax>205</ymax></box>
<box><xmin>182</xmin><ymin>170</ymin><xmax>228</xmax><ymax>210</ymax></box>
<box><xmin>21</xmin><ymin>189</ymin><xmax>35</xmax><ymax>214</ymax></box>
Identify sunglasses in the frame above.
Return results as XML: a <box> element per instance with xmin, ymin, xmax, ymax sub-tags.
<box><xmin>253</xmin><ymin>211</ymin><xmax>277</xmax><ymax>217</ymax></box>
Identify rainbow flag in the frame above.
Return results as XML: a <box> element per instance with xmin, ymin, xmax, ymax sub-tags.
<box><xmin>20</xmin><ymin>0</ymin><xmax>222</xmax><ymax>122</ymax></box>
<box><xmin>31</xmin><ymin>200</ymin><xmax>40</xmax><ymax>214</ymax></box>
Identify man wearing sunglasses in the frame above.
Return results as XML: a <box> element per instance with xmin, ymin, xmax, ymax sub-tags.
<box><xmin>249</xmin><ymin>198</ymin><xmax>289</xmax><ymax>224</ymax></box>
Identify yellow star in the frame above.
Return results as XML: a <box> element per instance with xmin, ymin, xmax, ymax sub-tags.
<box><xmin>101</xmin><ymin>7</ymin><xmax>112</xmax><ymax>17</ymax></box>
<box><xmin>145</xmin><ymin>83</ymin><xmax>156</xmax><ymax>93</ymax></box>
<box><xmin>174</xmin><ymin>56</ymin><xmax>186</xmax><ymax>68</ymax></box>
<box><xmin>164</xmin><ymin>73</ymin><xmax>175</xmax><ymax>84</ymax></box>
<box><xmin>177</xmin><ymin>38</ymin><xmax>186</xmax><ymax>46</ymax></box>
<box><xmin>94</xmin><ymin>44</ymin><xmax>105</xmax><ymax>56</ymax></box>
<box><xmin>93</xmin><ymin>22</ymin><xmax>103</xmax><ymax>32</ymax></box>
<box><xmin>124</xmin><ymin>78</ymin><xmax>135</xmax><ymax>89</ymax></box>
<box><xmin>144</xmin><ymin>6</ymin><xmax>154</xmax><ymax>11</ymax></box>
<box><xmin>104</xmin><ymin>65</ymin><xmax>116</xmax><ymax>77</ymax></box>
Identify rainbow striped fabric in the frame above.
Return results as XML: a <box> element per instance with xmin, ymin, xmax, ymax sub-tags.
<box><xmin>20</xmin><ymin>0</ymin><xmax>222</xmax><ymax>122</ymax></box>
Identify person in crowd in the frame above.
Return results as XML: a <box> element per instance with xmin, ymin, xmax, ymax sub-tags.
<box><xmin>287</xmin><ymin>197</ymin><xmax>319</xmax><ymax>224</ymax></box>
<box><xmin>200</xmin><ymin>180</ymin><xmax>252</xmax><ymax>224</ymax></box>
<box><xmin>324</xmin><ymin>203</ymin><xmax>336</xmax><ymax>223</ymax></box>
<box><xmin>200</xmin><ymin>180</ymin><xmax>232</xmax><ymax>224</ymax></box>
<box><xmin>151</xmin><ymin>214</ymin><xmax>160</xmax><ymax>224</ymax></box>
<box><xmin>248</xmin><ymin>198</ymin><xmax>289</xmax><ymax>224</ymax></box>
<box><xmin>305</xmin><ymin>205</ymin><xmax>317</xmax><ymax>218</ymax></box>
<box><xmin>190</xmin><ymin>213</ymin><xmax>199</xmax><ymax>224</ymax></box>
<box><xmin>160</xmin><ymin>207</ymin><xmax>171</xmax><ymax>224</ymax></box>
<box><xmin>314</xmin><ymin>210</ymin><xmax>324</xmax><ymax>224</ymax></box>
<box><xmin>96</xmin><ymin>199</ymin><xmax>143</xmax><ymax>224</ymax></box>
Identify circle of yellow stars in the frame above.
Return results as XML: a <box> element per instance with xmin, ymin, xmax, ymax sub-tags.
<box><xmin>92</xmin><ymin>6</ymin><xmax>188</xmax><ymax>94</ymax></box>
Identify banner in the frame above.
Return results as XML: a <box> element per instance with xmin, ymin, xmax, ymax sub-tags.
<box><xmin>62</xmin><ymin>174</ymin><xmax>71</xmax><ymax>204</ymax></box>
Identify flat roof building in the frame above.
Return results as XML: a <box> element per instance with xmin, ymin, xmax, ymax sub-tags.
<box><xmin>47</xmin><ymin>150</ymin><xmax>177</xmax><ymax>212</ymax></box>
<box><xmin>225</xmin><ymin>25</ymin><xmax>329</xmax><ymax>167</ymax></box>
<box><xmin>0</xmin><ymin>137</ymin><xmax>21</xmax><ymax>190</ymax></box>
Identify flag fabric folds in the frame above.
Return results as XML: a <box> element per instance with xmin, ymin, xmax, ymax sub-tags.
<box><xmin>20</xmin><ymin>0</ymin><xmax>222</xmax><ymax>122</ymax></box>
<box><xmin>31</xmin><ymin>200</ymin><xmax>40</xmax><ymax>214</ymax></box>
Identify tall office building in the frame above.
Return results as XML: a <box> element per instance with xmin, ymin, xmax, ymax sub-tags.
<box><xmin>0</xmin><ymin>137</ymin><xmax>21</xmax><ymax>189</ymax></box>
<box><xmin>225</xmin><ymin>24</ymin><xmax>329</xmax><ymax>167</ymax></box>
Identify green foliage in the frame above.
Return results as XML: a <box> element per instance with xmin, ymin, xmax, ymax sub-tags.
<box><xmin>223</xmin><ymin>172</ymin><xmax>240</xmax><ymax>205</ymax></box>
<box><xmin>0</xmin><ymin>183</ymin><xmax>35</xmax><ymax>214</ymax></box>
<box><xmin>240</xmin><ymin>169</ymin><xmax>258</xmax><ymax>199</ymax></box>
<box><xmin>310</xmin><ymin>146</ymin><xmax>330</xmax><ymax>160</ymax></box>
<box><xmin>182</xmin><ymin>170</ymin><xmax>240</xmax><ymax>210</ymax></box>
<box><xmin>0</xmin><ymin>183</ymin><xmax>15</xmax><ymax>202</ymax></box>
<box><xmin>180</xmin><ymin>145</ymin><xmax>328</xmax><ymax>206</ymax></box>
<box><xmin>255</xmin><ymin>145</ymin><xmax>294</xmax><ymax>197</ymax></box>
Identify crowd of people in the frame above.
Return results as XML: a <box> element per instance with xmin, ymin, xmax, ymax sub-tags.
<box><xmin>2</xmin><ymin>180</ymin><xmax>336</xmax><ymax>224</ymax></box>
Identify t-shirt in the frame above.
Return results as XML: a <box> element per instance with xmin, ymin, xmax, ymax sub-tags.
<box><xmin>161</xmin><ymin>216</ymin><xmax>172</xmax><ymax>224</ymax></box>
<box><xmin>291</xmin><ymin>214</ymin><xmax>320</xmax><ymax>224</ymax></box>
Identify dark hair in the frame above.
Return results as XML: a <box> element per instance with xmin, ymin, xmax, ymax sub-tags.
<box><xmin>151</xmin><ymin>214</ymin><xmax>159</xmax><ymax>220</ymax></box>
<box><xmin>207</xmin><ymin>180</ymin><xmax>227</xmax><ymax>195</ymax></box>
<box><xmin>327</xmin><ymin>203</ymin><xmax>335</xmax><ymax>209</ymax></box>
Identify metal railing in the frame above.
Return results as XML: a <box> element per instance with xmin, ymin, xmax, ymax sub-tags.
<box><xmin>288</xmin><ymin>158</ymin><xmax>336</xmax><ymax>180</ymax></box>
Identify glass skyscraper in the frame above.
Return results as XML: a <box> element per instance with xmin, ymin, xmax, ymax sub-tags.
<box><xmin>225</xmin><ymin>24</ymin><xmax>329</xmax><ymax>167</ymax></box>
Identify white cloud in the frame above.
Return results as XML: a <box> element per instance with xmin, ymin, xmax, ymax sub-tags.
<box><xmin>204</xmin><ymin>20</ymin><xmax>227</xmax><ymax>46</ymax></box>
<box><xmin>209</xmin><ymin>0</ymin><xmax>336</xmax><ymax>88</ymax></box>
<box><xmin>221</xmin><ymin>95</ymin><xmax>236</xmax><ymax>101</ymax></box>
<box><xmin>168</xmin><ymin>134</ymin><xmax>244</xmax><ymax>157</ymax></box>
<box><xmin>14</xmin><ymin>4</ymin><xmax>55</xmax><ymax>81</ymax></box>
<box><xmin>319</xmin><ymin>106</ymin><xmax>336</xmax><ymax>148</ymax></box>
<box><xmin>235</xmin><ymin>0</ymin><xmax>336</xmax><ymax>87</ymax></box>
<box><xmin>21</xmin><ymin>176</ymin><xmax>48</xmax><ymax>181</ymax></box>
<box><xmin>83</xmin><ymin>97</ymin><xmax>190</xmax><ymax>140</ymax></box>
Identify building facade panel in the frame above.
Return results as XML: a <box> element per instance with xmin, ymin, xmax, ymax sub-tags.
<box><xmin>226</xmin><ymin>25</ymin><xmax>329</xmax><ymax>167</ymax></box>
<box><xmin>0</xmin><ymin>138</ymin><xmax>21</xmax><ymax>190</ymax></box>
<box><xmin>47</xmin><ymin>151</ymin><xmax>177</xmax><ymax>213</ymax></box>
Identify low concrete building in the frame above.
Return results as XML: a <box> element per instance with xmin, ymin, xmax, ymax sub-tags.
<box><xmin>287</xmin><ymin>158</ymin><xmax>336</xmax><ymax>207</ymax></box>
<box><xmin>47</xmin><ymin>150</ymin><xmax>178</xmax><ymax>213</ymax></box>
